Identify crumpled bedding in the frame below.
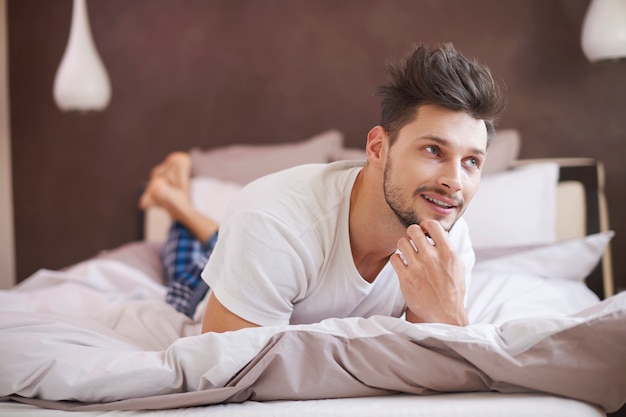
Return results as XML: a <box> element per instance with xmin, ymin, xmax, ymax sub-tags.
<box><xmin>0</xmin><ymin>242</ymin><xmax>625</xmax><ymax>413</ymax></box>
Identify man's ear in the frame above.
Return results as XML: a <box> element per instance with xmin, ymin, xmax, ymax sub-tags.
<box><xmin>365</xmin><ymin>126</ymin><xmax>388</xmax><ymax>167</ymax></box>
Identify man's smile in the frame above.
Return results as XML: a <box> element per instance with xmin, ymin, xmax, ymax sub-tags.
<box><xmin>422</xmin><ymin>194</ymin><xmax>455</xmax><ymax>209</ymax></box>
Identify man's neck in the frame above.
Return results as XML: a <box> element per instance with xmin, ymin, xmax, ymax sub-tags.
<box><xmin>348</xmin><ymin>167</ymin><xmax>403</xmax><ymax>283</ymax></box>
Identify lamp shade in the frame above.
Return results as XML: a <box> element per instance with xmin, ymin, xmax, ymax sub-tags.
<box><xmin>581</xmin><ymin>0</ymin><xmax>626</xmax><ymax>62</ymax></box>
<box><xmin>53</xmin><ymin>0</ymin><xmax>111</xmax><ymax>112</ymax></box>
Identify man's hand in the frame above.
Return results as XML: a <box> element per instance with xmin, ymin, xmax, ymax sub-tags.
<box><xmin>389</xmin><ymin>220</ymin><xmax>468</xmax><ymax>326</ymax></box>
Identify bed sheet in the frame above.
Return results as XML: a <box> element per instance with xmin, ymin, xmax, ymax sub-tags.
<box><xmin>0</xmin><ymin>241</ymin><xmax>624</xmax><ymax>415</ymax></box>
<box><xmin>0</xmin><ymin>393</ymin><xmax>606</xmax><ymax>417</ymax></box>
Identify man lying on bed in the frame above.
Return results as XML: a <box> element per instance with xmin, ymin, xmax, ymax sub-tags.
<box><xmin>139</xmin><ymin>42</ymin><xmax>505</xmax><ymax>333</ymax></box>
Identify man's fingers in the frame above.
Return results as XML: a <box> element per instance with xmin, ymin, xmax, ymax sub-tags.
<box><xmin>389</xmin><ymin>252</ymin><xmax>408</xmax><ymax>269</ymax></box>
<box><xmin>396</xmin><ymin>238</ymin><xmax>416</xmax><ymax>259</ymax></box>
<box><xmin>405</xmin><ymin>224</ymin><xmax>428</xmax><ymax>250</ymax></box>
<box><xmin>416</xmin><ymin>220</ymin><xmax>453</xmax><ymax>250</ymax></box>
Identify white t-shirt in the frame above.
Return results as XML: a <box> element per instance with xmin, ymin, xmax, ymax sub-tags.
<box><xmin>201</xmin><ymin>161</ymin><xmax>475</xmax><ymax>326</ymax></box>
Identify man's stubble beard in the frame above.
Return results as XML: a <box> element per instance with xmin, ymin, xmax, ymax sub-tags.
<box><xmin>382</xmin><ymin>161</ymin><xmax>463</xmax><ymax>233</ymax></box>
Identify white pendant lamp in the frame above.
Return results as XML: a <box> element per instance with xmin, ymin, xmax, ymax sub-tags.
<box><xmin>581</xmin><ymin>0</ymin><xmax>626</xmax><ymax>62</ymax></box>
<box><xmin>53</xmin><ymin>0</ymin><xmax>111</xmax><ymax>112</ymax></box>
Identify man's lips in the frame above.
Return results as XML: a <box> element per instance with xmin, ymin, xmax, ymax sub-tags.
<box><xmin>421</xmin><ymin>193</ymin><xmax>458</xmax><ymax>209</ymax></box>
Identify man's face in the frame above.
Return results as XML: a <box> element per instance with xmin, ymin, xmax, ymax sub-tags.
<box><xmin>383</xmin><ymin>104</ymin><xmax>488</xmax><ymax>232</ymax></box>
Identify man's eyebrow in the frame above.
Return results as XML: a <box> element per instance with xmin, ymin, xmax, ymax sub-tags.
<box><xmin>420</xmin><ymin>135</ymin><xmax>487</xmax><ymax>156</ymax></box>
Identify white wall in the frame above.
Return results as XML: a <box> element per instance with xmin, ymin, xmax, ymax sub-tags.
<box><xmin>0</xmin><ymin>0</ymin><xmax>16</xmax><ymax>289</ymax></box>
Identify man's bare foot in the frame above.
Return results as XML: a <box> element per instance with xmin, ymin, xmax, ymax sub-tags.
<box><xmin>139</xmin><ymin>151</ymin><xmax>219</xmax><ymax>242</ymax></box>
<box><xmin>139</xmin><ymin>152</ymin><xmax>192</xmax><ymax>210</ymax></box>
<box><xmin>141</xmin><ymin>176</ymin><xmax>219</xmax><ymax>242</ymax></box>
<box><xmin>150</xmin><ymin>152</ymin><xmax>192</xmax><ymax>192</ymax></box>
<box><xmin>139</xmin><ymin>177</ymin><xmax>193</xmax><ymax>220</ymax></box>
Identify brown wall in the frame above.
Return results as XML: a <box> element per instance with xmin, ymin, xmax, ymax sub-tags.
<box><xmin>8</xmin><ymin>0</ymin><xmax>626</xmax><ymax>293</ymax></box>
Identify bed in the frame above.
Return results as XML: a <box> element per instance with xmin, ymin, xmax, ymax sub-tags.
<box><xmin>1</xmin><ymin>129</ymin><xmax>624</xmax><ymax>417</ymax></box>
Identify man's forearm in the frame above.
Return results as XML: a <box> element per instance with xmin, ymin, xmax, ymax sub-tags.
<box><xmin>404</xmin><ymin>306</ymin><xmax>468</xmax><ymax>326</ymax></box>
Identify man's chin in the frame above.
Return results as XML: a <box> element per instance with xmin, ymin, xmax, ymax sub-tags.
<box><xmin>395</xmin><ymin>210</ymin><xmax>457</xmax><ymax>233</ymax></box>
<box><xmin>421</xmin><ymin>217</ymin><xmax>456</xmax><ymax>233</ymax></box>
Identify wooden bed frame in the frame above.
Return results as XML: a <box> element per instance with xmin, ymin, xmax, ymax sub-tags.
<box><xmin>515</xmin><ymin>158</ymin><xmax>614</xmax><ymax>299</ymax></box>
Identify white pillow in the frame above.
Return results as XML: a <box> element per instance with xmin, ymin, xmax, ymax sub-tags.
<box><xmin>473</xmin><ymin>231</ymin><xmax>614</xmax><ymax>282</ymax></box>
<box><xmin>462</xmin><ymin>162</ymin><xmax>559</xmax><ymax>249</ymax></box>
<box><xmin>329</xmin><ymin>147</ymin><xmax>366</xmax><ymax>161</ymax></box>
<box><xmin>467</xmin><ymin>269</ymin><xmax>602</xmax><ymax>326</ymax></box>
<box><xmin>467</xmin><ymin>231</ymin><xmax>613</xmax><ymax>324</ymax></box>
<box><xmin>189</xmin><ymin>130</ymin><xmax>344</xmax><ymax>184</ymax></box>
<box><xmin>190</xmin><ymin>177</ymin><xmax>243</xmax><ymax>223</ymax></box>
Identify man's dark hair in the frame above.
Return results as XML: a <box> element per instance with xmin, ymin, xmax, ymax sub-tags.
<box><xmin>377</xmin><ymin>43</ymin><xmax>505</xmax><ymax>145</ymax></box>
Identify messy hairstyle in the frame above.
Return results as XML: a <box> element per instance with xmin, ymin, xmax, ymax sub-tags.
<box><xmin>377</xmin><ymin>43</ymin><xmax>505</xmax><ymax>145</ymax></box>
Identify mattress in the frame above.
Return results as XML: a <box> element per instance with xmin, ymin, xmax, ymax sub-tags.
<box><xmin>0</xmin><ymin>393</ymin><xmax>606</xmax><ymax>417</ymax></box>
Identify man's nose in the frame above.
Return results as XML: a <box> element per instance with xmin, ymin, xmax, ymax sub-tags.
<box><xmin>437</xmin><ymin>162</ymin><xmax>462</xmax><ymax>191</ymax></box>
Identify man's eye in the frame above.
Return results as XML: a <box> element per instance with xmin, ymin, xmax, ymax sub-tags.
<box><xmin>465</xmin><ymin>158</ymin><xmax>479</xmax><ymax>168</ymax></box>
<box><xmin>425</xmin><ymin>145</ymin><xmax>440</xmax><ymax>155</ymax></box>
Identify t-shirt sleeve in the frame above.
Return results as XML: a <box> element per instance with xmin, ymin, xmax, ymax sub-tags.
<box><xmin>201</xmin><ymin>209</ymin><xmax>315</xmax><ymax>327</ymax></box>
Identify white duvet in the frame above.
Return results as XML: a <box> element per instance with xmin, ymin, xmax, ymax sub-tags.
<box><xmin>0</xmin><ymin>240</ymin><xmax>625</xmax><ymax>413</ymax></box>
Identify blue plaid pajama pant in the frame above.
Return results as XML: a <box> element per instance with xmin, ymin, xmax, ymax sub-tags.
<box><xmin>161</xmin><ymin>221</ymin><xmax>218</xmax><ymax>318</ymax></box>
